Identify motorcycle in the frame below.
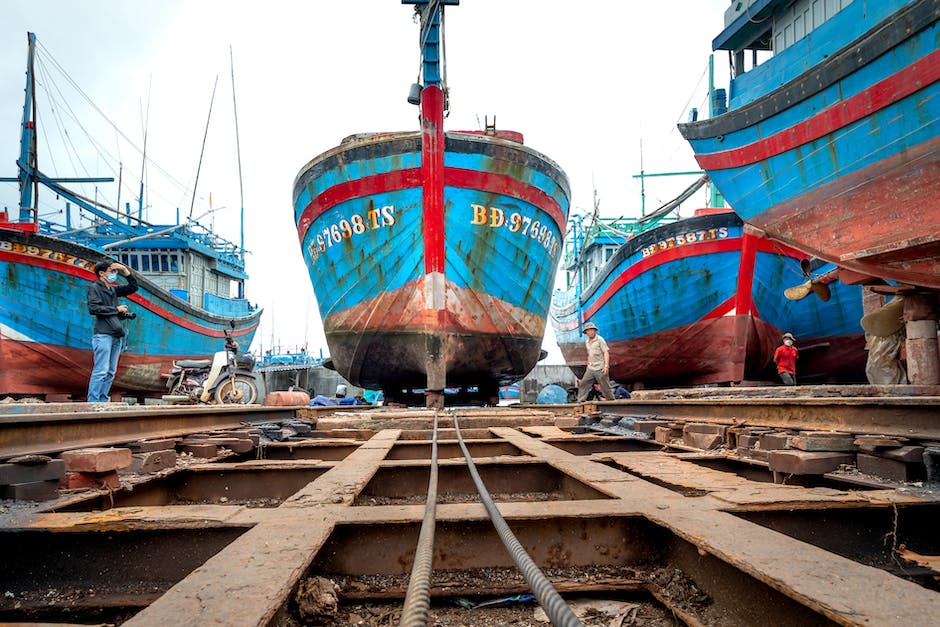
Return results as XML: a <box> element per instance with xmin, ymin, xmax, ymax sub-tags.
<box><xmin>162</xmin><ymin>323</ymin><xmax>259</xmax><ymax>404</ymax></box>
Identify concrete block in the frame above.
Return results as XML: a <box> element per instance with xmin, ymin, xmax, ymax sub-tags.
<box><xmin>683</xmin><ymin>431</ymin><xmax>723</xmax><ymax>450</ymax></box>
<box><xmin>787</xmin><ymin>433</ymin><xmax>856</xmax><ymax>452</ymax></box>
<box><xmin>855</xmin><ymin>435</ymin><xmax>909</xmax><ymax>449</ymax></box>
<box><xmin>738</xmin><ymin>434</ymin><xmax>761</xmax><ymax>448</ymax></box>
<box><xmin>926</xmin><ymin>448</ymin><xmax>940</xmax><ymax>485</ymax></box>
<box><xmin>632</xmin><ymin>420</ymin><xmax>670</xmax><ymax>434</ymax></box>
<box><xmin>1</xmin><ymin>480</ymin><xmax>59</xmax><ymax>501</ymax></box>
<box><xmin>127</xmin><ymin>438</ymin><xmax>179</xmax><ymax>453</ymax></box>
<box><xmin>759</xmin><ymin>432</ymin><xmax>792</xmax><ymax>451</ymax></box>
<box><xmin>768</xmin><ymin>450</ymin><xmax>854</xmax><ymax>475</ymax></box>
<box><xmin>748</xmin><ymin>448</ymin><xmax>771</xmax><ymax>462</ymax></box>
<box><xmin>179</xmin><ymin>443</ymin><xmax>218</xmax><ymax>458</ymax></box>
<box><xmin>654</xmin><ymin>426</ymin><xmax>683</xmax><ymax>444</ymax></box>
<box><xmin>683</xmin><ymin>423</ymin><xmax>727</xmax><ymax>436</ymax></box>
<box><xmin>127</xmin><ymin>450</ymin><xmax>178</xmax><ymax>474</ymax></box>
<box><xmin>0</xmin><ymin>459</ymin><xmax>65</xmax><ymax>485</ymax></box>
<box><xmin>554</xmin><ymin>417</ymin><xmax>580</xmax><ymax>429</ymax></box>
<box><xmin>857</xmin><ymin>453</ymin><xmax>923</xmax><ymax>483</ymax></box>
<box><xmin>62</xmin><ymin>470</ymin><xmax>121</xmax><ymax>490</ymax></box>
<box><xmin>59</xmin><ymin>448</ymin><xmax>132</xmax><ymax>473</ymax></box>
<box><xmin>881</xmin><ymin>446</ymin><xmax>926</xmax><ymax>463</ymax></box>
<box><xmin>205</xmin><ymin>437</ymin><xmax>254</xmax><ymax>454</ymax></box>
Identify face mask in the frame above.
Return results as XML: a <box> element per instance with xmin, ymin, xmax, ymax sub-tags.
<box><xmin>106</xmin><ymin>272</ymin><xmax>118</xmax><ymax>282</ymax></box>
<box><xmin>784</xmin><ymin>339</ymin><xmax>793</xmax><ymax>346</ymax></box>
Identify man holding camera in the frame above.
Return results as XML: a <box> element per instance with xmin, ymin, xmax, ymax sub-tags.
<box><xmin>86</xmin><ymin>260</ymin><xmax>138</xmax><ymax>402</ymax></box>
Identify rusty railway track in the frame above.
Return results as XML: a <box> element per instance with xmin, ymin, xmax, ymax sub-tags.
<box><xmin>1</xmin><ymin>397</ymin><xmax>939</xmax><ymax>625</ymax></box>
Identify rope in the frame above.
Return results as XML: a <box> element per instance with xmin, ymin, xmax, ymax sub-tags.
<box><xmin>400</xmin><ymin>410</ymin><xmax>441</xmax><ymax>626</ymax></box>
<box><xmin>452</xmin><ymin>414</ymin><xmax>584</xmax><ymax>627</ymax></box>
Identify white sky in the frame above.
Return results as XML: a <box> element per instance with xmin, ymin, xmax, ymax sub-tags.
<box><xmin>0</xmin><ymin>0</ymin><xmax>731</xmax><ymax>365</ymax></box>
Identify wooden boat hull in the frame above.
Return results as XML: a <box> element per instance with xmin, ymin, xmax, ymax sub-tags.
<box><xmin>678</xmin><ymin>0</ymin><xmax>940</xmax><ymax>288</ymax></box>
<box><xmin>0</xmin><ymin>228</ymin><xmax>260</xmax><ymax>397</ymax></box>
<box><xmin>551</xmin><ymin>212</ymin><xmax>866</xmax><ymax>387</ymax></box>
<box><xmin>293</xmin><ymin>129</ymin><xmax>570</xmax><ymax>392</ymax></box>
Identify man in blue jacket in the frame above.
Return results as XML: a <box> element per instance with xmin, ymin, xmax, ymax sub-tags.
<box><xmin>86</xmin><ymin>260</ymin><xmax>138</xmax><ymax>402</ymax></box>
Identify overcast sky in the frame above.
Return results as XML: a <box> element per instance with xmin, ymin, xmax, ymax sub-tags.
<box><xmin>0</xmin><ymin>0</ymin><xmax>730</xmax><ymax>364</ymax></box>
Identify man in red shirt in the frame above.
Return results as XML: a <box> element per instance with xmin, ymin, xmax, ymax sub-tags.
<box><xmin>773</xmin><ymin>332</ymin><xmax>798</xmax><ymax>385</ymax></box>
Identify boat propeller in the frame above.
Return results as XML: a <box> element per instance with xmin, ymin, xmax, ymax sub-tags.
<box><xmin>860</xmin><ymin>296</ymin><xmax>905</xmax><ymax>337</ymax></box>
<box><xmin>784</xmin><ymin>258</ymin><xmax>831</xmax><ymax>302</ymax></box>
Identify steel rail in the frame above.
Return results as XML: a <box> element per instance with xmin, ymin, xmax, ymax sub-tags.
<box><xmin>0</xmin><ymin>404</ymin><xmax>298</xmax><ymax>459</ymax></box>
<box><xmin>452</xmin><ymin>413</ymin><xmax>584</xmax><ymax>627</ymax></box>
<box><xmin>400</xmin><ymin>410</ymin><xmax>441</xmax><ymax>626</ymax></box>
<box><xmin>590</xmin><ymin>396</ymin><xmax>940</xmax><ymax>440</ymax></box>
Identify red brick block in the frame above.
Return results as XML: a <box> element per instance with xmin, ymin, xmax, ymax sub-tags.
<box><xmin>59</xmin><ymin>448</ymin><xmax>132</xmax><ymax>473</ymax></box>
<box><xmin>683</xmin><ymin>431</ymin><xmax>723</xmax><ymax>450</ymax></box>
<box><xmin>768</xmin><ymin>450</ymin><xmax>854</xmax><ymax>475</ymax></box>
<box><xmin>1</xmin><ymin>480</ymin><xmax>59</xmax><ymax>501</ymax></box>
<box><xmin>62</xmin><ymin>470</ymin><xmax>121</xmax><ymax>490</ymax></box>
<box><xmin>655</xmin><ymin>426</ymin><xmax>683</xmax><ymax>444</ymax></box>
<box><xmin>857</xmin><ymin>453</ymin><xmax>923</xmax><ymax>483</ymax></box>
<box><xmin>127</xmin><ymin>438</ymin><xmax>179</xmax><ymax>453</ymax></box>
<box><xmin>264</xmin><ymin>390</ymin><xmax>311</xmax><ymax>406</ymax></box>
<box><xmin>126</xmin><ymin>450</ymin><xmax>178</xmax><ymax>474</ymax></box>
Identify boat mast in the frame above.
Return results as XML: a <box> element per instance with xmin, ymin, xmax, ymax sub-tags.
<box><xmin>230</xmin><ymin>46</ymin><xmax>245</xmax><ymax>262</ymax></box>
<box><xmin>404</xmin><ymin>0</ymin><xmax>457</xmax><ymax>403</ymax></box>
<box><xmin>189</xmin><ymin>76</ymin><xmax>218</xmax><ymax>219</ymax></box>
<box><xmin>18</xmin><ymin>32</ymin><xmax>38</xmax><ymax>223</ymax></box>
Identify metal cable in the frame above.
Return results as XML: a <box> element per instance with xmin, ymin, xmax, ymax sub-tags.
<box><xmin>452</xmin><ymin>415</ymin><xmax>584</xmax><ymax>627</ymax></box>
<box><xmin>400</xmin><ymin>410</ymin><xmax>441</xmax><ymax>626</ymax></box>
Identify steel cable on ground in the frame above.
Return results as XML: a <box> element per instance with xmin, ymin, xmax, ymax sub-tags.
<box><xmin>452</xmin><ymin>414</ymin><xmax>584</xmax><ymax>627</ymax></box>
<box><xmin>400</xmin><ymin>409</ymin><xmax>441</xmax><ymax>626</ymax></box>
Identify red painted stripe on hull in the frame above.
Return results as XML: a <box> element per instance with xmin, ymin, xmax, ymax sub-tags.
<box><xmin>0</xmin><ymin>336</ymin><xmax>195</xmax><ymax>396</ymax></box>
<box><xmin>752</xmin><ymin>134</ymin><xmax>940</xmax><ymax>288</ymax></box>
<box><xmin>0</xmin><ymin>249</ymin><xmax>257</xmax><ymax>338</ymax></box>
<box><xmin>422</xmin><ymin>86</ymin><xmax>446</xmax><ymax>275</ymax></box>
<box><xmin>296</xmin><ymin>169</ymin><xmax>423</xmax><ymax>241</ymax></box>
<box><xmin>559</xmin><ymin>314</ymin><xmax>780</xmax><ymax>386</ymax></box>
<box><xmin>735</xmin><ymin>230</ymin><xmax>759</xmax><ymax>316</ymax></box>
<box><xmin>583</xmin><ymin>238</ymin><xmax>743</xmax><ymax>321</ymax></box>
<box><xmin>446</xmin><ymin>168</ymin><xmax>566</xmax><ymax>234</ymax></box>
<box><xmin>695</xmin><ymin>48</ymin><xmax>940</xmax><ymax>170</ymax></box>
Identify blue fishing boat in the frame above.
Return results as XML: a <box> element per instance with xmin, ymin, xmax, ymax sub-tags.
<box><xmin>678</xmin><ymin>0</ymin><xmax>940</xmax><ymax>289</ymax></box>
<box><xmin>0</xmin><ymin>33</ymin><xmax>261</xmax><ymax>399</ymax></box>
<box><xmin>551</xmin><ymin>199</ymin><xmax>866</xmax><ymax>387</ymax></box>
<box><xmin>292</xmin><ymin>1</ymin><xmax>569</xmax><ymax>407</ymax></box>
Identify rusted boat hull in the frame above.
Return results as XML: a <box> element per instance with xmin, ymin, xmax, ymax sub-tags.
<box><xmin>293</xmin><ymin>93</ymin><xmax>570</xmax><ymax>394</ymax></box>
<box><xmin>678</xmin><ymin>0</ymin><xmax>940</xmax><ymax>288</ymax></box>
<box><xmin>551</xmin><ymin>211</ymin><xmax>866</xmax><ymax>387</ymax></box>
<box><xmin>0</xmin><ymin>228</ymin><xmax>260</xmax><ymax>398</ymax></box>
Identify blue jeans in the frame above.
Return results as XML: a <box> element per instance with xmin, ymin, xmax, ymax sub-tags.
<box><xmin>88</xmin><ymin>334</ymin><xmax>124</xmax><ymax>402</ymax></box>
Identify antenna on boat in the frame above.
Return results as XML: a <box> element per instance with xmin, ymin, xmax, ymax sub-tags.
<box><xmin>189</xmin><ymin>75</ymin><xmax>218</xmax><ymax>219</ymax></box>
<box><xmin>230</xmin><ymin>45</ymin><xmax>245</xmax><ymax>257</ymax></box>
<box><xmin>139</xmin><ymin>76</ymin><xmax>152</xmax><ymax>222</ymax></box>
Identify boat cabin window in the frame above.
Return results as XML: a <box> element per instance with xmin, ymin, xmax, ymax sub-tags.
<box><xmin>116</xmin><ymin>252</ymin><xmax>182</xmax><ymax>274</ymax></box>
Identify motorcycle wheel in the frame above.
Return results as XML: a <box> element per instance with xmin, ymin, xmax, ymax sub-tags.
<box><xmin>213</xmin><ymin>375</ymin><xmax>258</xmax><ymax>404</ymax></box>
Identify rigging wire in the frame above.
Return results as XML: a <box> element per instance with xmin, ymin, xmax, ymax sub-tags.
<box><xmin>34</xmin><ymin>40</ymin><xmax>207</xmax><ymax>216</ymax></box>
<box><xmin>452</xmin><ymin>413</ymin><xmax>584</xmax><ymax>627</ymax></box>
<box><xmin>400</xmin><ymin>410</ymin><xmax>440</xmax><ymax>626</ymax></box>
